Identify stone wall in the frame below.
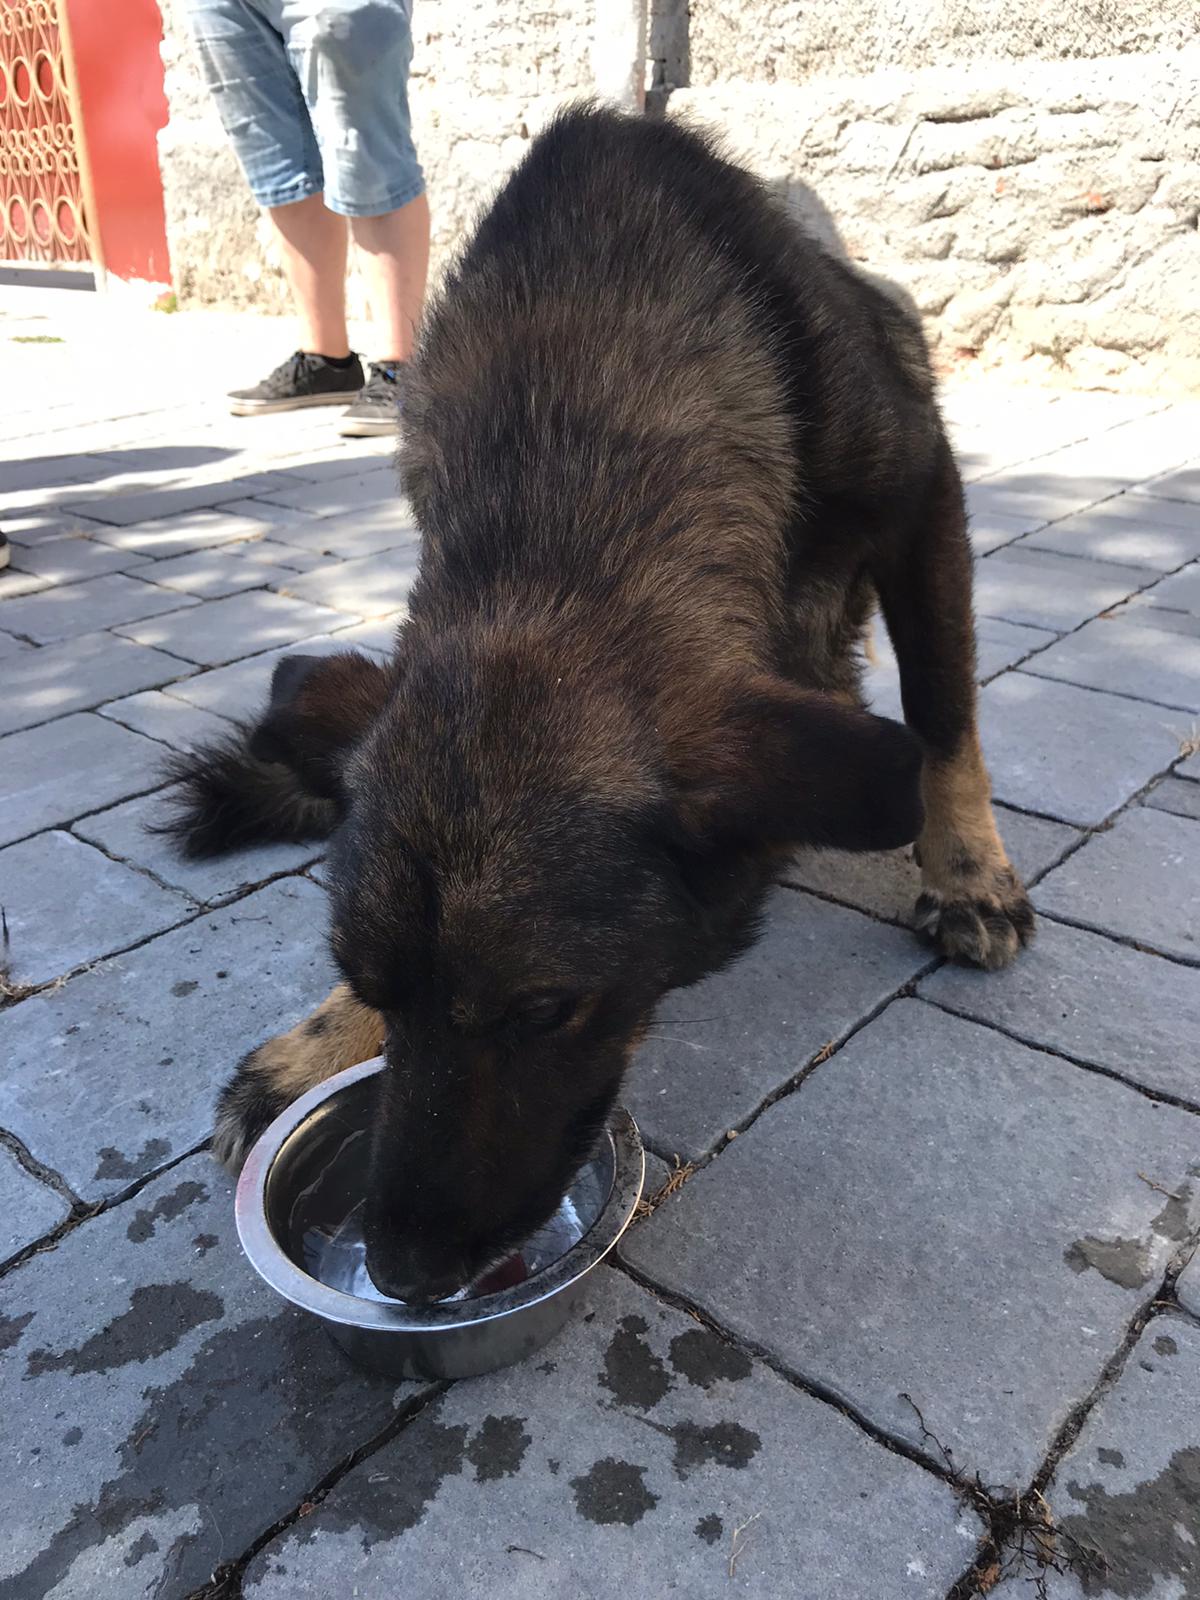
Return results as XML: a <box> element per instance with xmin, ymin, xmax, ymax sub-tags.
<box><xmin>157</xmin><ymin>0</ymin><xmax>1200</xmax><ymax>391</ymax></box>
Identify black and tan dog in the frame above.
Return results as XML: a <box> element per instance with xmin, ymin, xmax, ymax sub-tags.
<box><xmin>165</xmin><ymin>107</ymin><xmax>1033</xmax><ymax>1301</ymax></box>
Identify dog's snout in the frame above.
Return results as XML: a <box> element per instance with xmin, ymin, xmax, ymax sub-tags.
<box><xmin>364</xmin><ymin>1232</ymin><xmax>468</xmax><ymax>1304</ymax></box>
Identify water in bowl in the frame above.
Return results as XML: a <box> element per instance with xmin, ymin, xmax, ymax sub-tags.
<box><xmin>288</xmin><ymin>1125</ymin><xmax>610</xmax><ymax>1304</ymax></box>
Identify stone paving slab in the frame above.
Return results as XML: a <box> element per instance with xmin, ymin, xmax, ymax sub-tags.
<box><xmin>781</xmin><ymin>804</ymin><xmax>1078</xmax><ymax>924</ymax></box>
<box><xmin>627</xmin><ymin>1000</ymin><xmax>1200</xmax><ymax>1489</ymax></box>
<box><xmin>965</xmin><ymin>475</ymin><xmax>1112</xmax><ymax>528</ymax></box>
<box><xmin>922</xmin><ymin>916</ymin><xmax>1200</xmax><ymax>1107</ymax></box>
<box><xmin>0</xmin><ymin>829</ymin><xmax>192</xmax><ymax>990</ymax></box>
<box><xmin>1178</xmin><ymin>1255</ymin><xmax>1200</xmax><ymax>1318</ymax></box>
<box><xmin>114</xmin><ymin>588</ymin><xmax>350</xmax><ymax>667</ymax></box>
<box><xmin>137</xmin><ymin>545</ymin><xmax>308</xmax><ymax>600</ymax></box>
<box><xmin>968</xmin><ymin>509</ymin><xmax>1043</xmax><ymax>555</ymax></box>
<box><xmin>0</xmin><ymin>571</ymin><xmax>199</xmax><ymax>645</ymax></box>
<box><xmin>0</xmin><ymin>712</ymin><xmax>165</xmax><ymax>847</ymax></box>
<box><xmin>7</xmin><ymin>533</ymin><xmax>151</xmax><ymax>583</ymax></box>
<box><xmin>0</xmin><ymin>631</ymin><xmax>187</xmax><ymax>737</ymax></box>
<box><xmin>241</xmin><ymin>1269</ymin><xmax>980</xmax><ymax>1600</ymax></box>
<box><xmin>56</xmin><ymin>469</ymin><xmax>293</xmax><ymax>526</ymax></box>
<box><xmin>991</xmin><ymin>1318</ymin><xmax>1200</xmax><ymax>1599</ymax></box>
<box><xmin>1021</xmin><ymin>494</ymin><xmax>1199</xmax><ymax>573</ymax></box>
<box><xmin>1143</xmin><ymin>775</ymin><xmax>1200</xmax><ymax>822</ymax></box>
<box><xmin>87</xmin><ymin>508</ymin><xmax>278</xmax><ymax>557</ymax></box>
<box><xmin>0</xmin><ymin>1145</ymin><xmax>71</xmax><ymax>1261</ymax></box>
<box><xmin>1036</xmin><ymin>807</ymin><xmax>1199</xmax><ymax>964</ymax></box>
<box><xmin>1140</xmin><ymin>558</ymin><xmax>1200</xmax><ymax>615</ymax></box>
<box><xmin>275</xmin><ymin>545</ymin><xmax>420</xmax><ymax>617</ymax></box>
<box><xmin>0</xmin><ymin>1157</ymin><xmax>414</xmax><ymax>1600</ymax></box>
<box><xmin>0</xmin><ymin>877</ymin><xmax>335</xmax><ymax>1199</ymax></box>
<box><xmin>221</xmin><ymin>535</ymin><xmax>329</xmax><ymax>571</ymax></box>
<box><xmin>0</xmin><ymin>628</ymin><xmax>30</xmax><ymax>659</ymax></box>
<box><xmin>1178</xmin><ymin>748</ymin><xmax>1200</xmax><ymax>782</ymax></box>
<box><xmin>978</xmin><ymin>672</ymin><xmax>1182</xmax><ymax>826</ymax></box>
<box><xmin>973</xmin><ymin>547</ymin><xmax>1150</xmax><ymax>632</ymax></box>
<box><xmin>260</xmin><ymin>501</ymin><xmax>422</xmax><ymax>557</ymax></box>
<box><xmin>255</xmin><ymin>465</ymin><xmax>398</xmax><ymax>517</ymax></box>
<box><xmin>74</xmin><ymin>787</ymin><xmax>322</xmax><ymax>906</ymax></box>
<box><xmin>624</xmin><ymin>889</ymin><xmax>929</xmax><ymax>1159</ymax></box>
<box><xmin>97</xmin><ymin>690</ymin><xmax>236</xmax><ymax>752</ymax></box>
<box><xmin>864</xmin><ymin>616</ymin><xmax>1059</xmax><ymax>723</ymax></box>
<box><xmin>0</xmin><ymin>566</ymin><xmax>55</xmax><ymax>600</ymax></box>
<box><xmin>1021</xmin><ymin>613</ymin><xmax>1200</xmax><ymax>713</ymax></box>
<box><xmin>1135</xmin><ymin>459</ymin><xmax>1200</xmax><ymax>504</ymax></box>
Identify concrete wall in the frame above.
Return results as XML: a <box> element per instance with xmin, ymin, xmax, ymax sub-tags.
<box><xmin>157</xmin><ymin>0</ymin><xmax>1200</xmax><ymax>392</ymax></box>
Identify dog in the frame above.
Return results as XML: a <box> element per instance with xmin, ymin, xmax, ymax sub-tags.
<box><xmin>163</xmin><ymin>105</ymin><xmax>1033</xmax><ymax>1303</ymax></box>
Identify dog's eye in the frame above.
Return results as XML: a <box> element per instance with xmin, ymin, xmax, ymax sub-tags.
<box><xmin>511</xmin><ymin>992</ymin><xmax>577</xmax><ymax>1033</ymax></box>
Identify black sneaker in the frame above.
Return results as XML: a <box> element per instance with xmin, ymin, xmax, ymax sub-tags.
<box><xmin>229</xmin><ymin>351</ymin><xmax>364</xmax><ymax>416</ymax></box>
<box><xmin>338</xmin><ymin>360</ymin><xmax>406</xmax><ymax>436</ymax></box>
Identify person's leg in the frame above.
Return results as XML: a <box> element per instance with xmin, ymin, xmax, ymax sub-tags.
<box><xmin>349</xmin><ymin>192</ymin><xmax>430</xmax><ymax>364</ymax></box>
<box><xmin>186</xmin><ymin>0</ymin><xmax>365</xmax><ymax>411</ymax></box>
<box><xmin>269</xmin><ymin>192</ymin><xmax>351</xmax><ymax>358</ymax></box>
<box><xmin>285</xmin><ymin>0</ymin><xmax>427</xmax><ymax>430</ymax></box>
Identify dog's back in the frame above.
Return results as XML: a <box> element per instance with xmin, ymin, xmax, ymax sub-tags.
<box><xmin>401</xmin><ymin>106</ymin><xmax>939</xmax><ymax>687</ymax></box>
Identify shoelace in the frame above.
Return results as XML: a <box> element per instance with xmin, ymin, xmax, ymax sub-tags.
<box><xmin>362</xmin><ymin>361</ymin><xmax>400</xmax><ymax>395</ymax></box>
<box><xmin>276</xmin><ymin>350</ymin><xmax>320</xmax><ymax>390</ymax></box>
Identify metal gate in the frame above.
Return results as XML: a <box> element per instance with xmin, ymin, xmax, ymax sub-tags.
<box><xmin>0</xmin><ymin>0</ymin><xmax>94</xmax><ymax>265</ymax></box>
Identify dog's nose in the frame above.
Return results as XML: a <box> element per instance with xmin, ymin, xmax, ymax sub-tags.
<box><xmin>365</xmin><ymin>1251</ymin><xmax>466</xmax><ymax>1304</ymax></box>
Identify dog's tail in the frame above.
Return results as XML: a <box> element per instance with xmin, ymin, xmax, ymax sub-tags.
<box><xmin>152</xmin><ymin>722</ymin><xmax>338</xmax><ymax>859</ymax></box>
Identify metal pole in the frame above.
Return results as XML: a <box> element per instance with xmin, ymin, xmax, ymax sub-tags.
<box><xmin>592</xmin><ymin>0</ymin><xmax>647</xmax><ymax>113</ymax></box>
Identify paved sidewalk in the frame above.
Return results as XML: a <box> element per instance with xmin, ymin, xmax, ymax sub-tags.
<box><xmin>1</xmin><ymin>288</ymin><xmax>1198</xmax><ymax>1600</ymax></box>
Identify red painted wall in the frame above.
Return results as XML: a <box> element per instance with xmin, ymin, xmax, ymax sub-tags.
<box><xmin>65</xmin><ymin>0</ymin><xmax>171</xmax><ymax>283</ymax></box>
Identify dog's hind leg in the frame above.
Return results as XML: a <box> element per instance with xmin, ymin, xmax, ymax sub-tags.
<box><xmin>212</xmin><ymin>984</ymin><xmax>385</xmax><ymax>1171</ymax></box>
<box><xmin>874</xmin><ymin>438</ymin><xmax>1034</xmax><ymax>969</ymax></box>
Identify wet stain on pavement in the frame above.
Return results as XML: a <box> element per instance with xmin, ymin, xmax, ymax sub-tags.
<box><xmin>1058</xmin><ymin>1446</ymin><xmax>1200</xmax><ymax>1597</ymax></box>
<box><xmin>0</xmin><ymin>1310</ymin><xmax>33</xmax><ymax>1352</ymax></box>
<box><xmin>569</xmin><ymin>1457</ymin><xmax>659</xmax><ymax>1526</ymax></box>
<box><xmin>1064</xmin><ymin>1188</ymin><xmax>1194</xmax><ymax>1290</ymax></box>
<box><xmin>93</xmin><ymin>1139</ymin><xmax>170</xmax><ymax>1183</ymax></box>
<box><xmin>669</xmin><ymin>1327</ymin><xmax>753</xmax><ymax>1390</ymax></box>
<box><xmin>695</xmin><ymin>1512</ymin><xmax>724</xmax><ymax>1545</ymax></box>
<box><xmin>600</xmin><ymin>1314</ymin><xmax>671</xmax><ymax>1410</ymax></box>
<box><xmin>465</xmin><ymin>1415</ymin><xmax>532</xmax><ymax>1482</ymax></box>
<box><xmin>123</xmin><ymin>1530</ymin><xmax>159</xmax><ymax>1567</ymax></box>
<box><xmin>644</xmin><ymin>1417</ymin><xmax>762</xmax><ymax>1482</ymax></box>
<box><xmin>25</xmin><ymin>1282</ymin><xmax>223</xmax><ymax>1377</ymax></box>
<box><xmin>125</xmin><ymin>1181</ymin><xmax>209</xmax><ymax>1243</ymax></box>
<box><xmin>304</xmin><ymin>1409</ymin><xmax>470</xmax><ymax>1552</ymax></box>
<box><xmin>3</xmin><ymin>1309</ymin><xmax>398</xmax><ymax>1597</ymax></box>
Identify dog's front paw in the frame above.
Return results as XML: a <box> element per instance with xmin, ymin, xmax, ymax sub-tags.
<box><xmin>211</xmin><ymin>1045</ymin><xmax>289</xmax><ymax>1173</ymax></box>
<box><xmin>914</xmin><ymin>865</ymin><xmax>1035</xmax><ymax>970</ymax></box>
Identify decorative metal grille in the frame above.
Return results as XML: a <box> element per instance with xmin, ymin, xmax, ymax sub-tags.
<box><xmin>0</xmin><ymin>0</ymin><xmax>91</xmax><ymax>263</ymax></box>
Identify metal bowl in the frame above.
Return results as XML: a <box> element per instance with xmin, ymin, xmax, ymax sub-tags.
<box><xmin>235</xmin><ymin>1057</ymin><xmax>644</xmax><ymax>1379</ymax></box>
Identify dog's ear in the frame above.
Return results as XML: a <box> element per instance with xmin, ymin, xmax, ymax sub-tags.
<box><xmin>671</xmin><ymin>674</ymin><xmax>924</xmax><ymax>853</ymax></box>
<box><xmin>249</xmin><ymin>651</ymin><xmax>393</xmax><ymax>800</ymax></box>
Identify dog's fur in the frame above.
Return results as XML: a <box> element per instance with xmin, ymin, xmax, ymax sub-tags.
<box><xmin>164</xmin><ymin>106</ymin><xmax>1032</xmax><ymax>1301</ymax></box>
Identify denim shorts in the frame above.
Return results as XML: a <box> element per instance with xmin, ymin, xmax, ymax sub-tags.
<box><xmin>187</xmin><ymin>0</ymin><xmax>424</xmax><ymax>217</ymax></box>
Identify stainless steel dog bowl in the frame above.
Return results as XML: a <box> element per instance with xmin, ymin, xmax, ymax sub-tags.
<box><xmin>235</xmin><ymin>1057</ymin><xmax>644</xmax><ymax>1379</ymax></box>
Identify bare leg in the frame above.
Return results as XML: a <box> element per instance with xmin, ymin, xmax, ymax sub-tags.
<box><xmin>349</xmin><ymin>192</ymin><xmax>430</xmax><ymax>362</ymax></box>
<box><xmin>213</xmin><ymin>984</ymin><xmax>384</xmax><ymax>1171</ymax></box>
<box><xmin>268</xmin><ymin>193</ymin><xmax>351</xmax><ymax>357</ymax></box>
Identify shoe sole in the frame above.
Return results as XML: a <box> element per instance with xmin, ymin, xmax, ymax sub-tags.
<box><xmin>338</xmin><ymin>415</ymin><xmax>399</xmax><ymax>437</ymax></box>
<box><xmin>229</xmin><ymin>392</ymin><xmax>359</xmax><ymax>417</ymax></box>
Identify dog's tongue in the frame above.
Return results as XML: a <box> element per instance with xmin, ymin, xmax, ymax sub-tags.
<box><xmin>472</xmin><ymin>1252</ymin><xmax>529</xmax><ymax>1295</ymax></box>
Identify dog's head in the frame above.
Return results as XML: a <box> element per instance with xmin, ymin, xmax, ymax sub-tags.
<box><xmin>254</xmin><ymin>637</ymin><xmax>922</xmax><ymax>1301</ymax></box>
